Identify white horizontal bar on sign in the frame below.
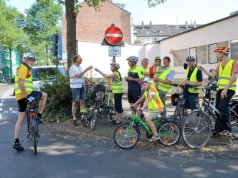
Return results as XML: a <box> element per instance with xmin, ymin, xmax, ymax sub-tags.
<box><xmin>105</xmin><ymin>34</ymin><xmax>123</xmax><ymax>37</ymax></box>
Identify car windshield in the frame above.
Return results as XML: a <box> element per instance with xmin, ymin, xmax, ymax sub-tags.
<box><xmin>32</xmin><ymin>67</ymin><xmax>65</xmax><ymax>81</ymax></box>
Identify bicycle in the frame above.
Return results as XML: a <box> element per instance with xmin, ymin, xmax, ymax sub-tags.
<box><xmin>81</xmin><ymin>81</ymin><xmax>116</xmax><ymax>130</ymax></box>
<box><xmin>171</xmin><ymin>83</ymin><xmax>185</xmax><ymax>127</ymax></box>
<box><xmin>113</xmin><ymin>107</ymin><xmax>180</xmax><ymax>149</ymax></box>
<box><xmin>26</xmin><ymin>99</ymin><xmax>39</xmax><ymax>155</ymax></box>
<box><xmin>182</xmin><ymin>83</ymin><xmax>238</xmax><ymax>149</ymax></box>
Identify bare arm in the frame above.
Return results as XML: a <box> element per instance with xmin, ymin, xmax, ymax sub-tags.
<box><xmin>94</xmin><ymin>68</ymin><xmax>116</xmax><ymax>79</ymax></box>
<box><xmin>74</xmin><ymin>66</ymin><xmax>93</xmax><ymax>78</ymax></box>
<box><xmin>132</xmin><ymin>95</ymin><xmax>145</xmax><ymax>106</ymax></box>
<box><xmin>199</xmin><ymin>66</ymin><xmax>216</xmax><ymax>79</ymax></box>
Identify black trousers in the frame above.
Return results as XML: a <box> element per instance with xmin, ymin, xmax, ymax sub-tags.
<box><xmin>215</xmin><ymin>89</ymin><xmax>235</xmax><ymax>132</ymax></box>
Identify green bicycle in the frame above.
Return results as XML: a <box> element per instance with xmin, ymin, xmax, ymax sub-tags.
<box><xmin>113</xmin><ymin>107</ymin><xmax>181</xmax><ymax>149</ymax></box>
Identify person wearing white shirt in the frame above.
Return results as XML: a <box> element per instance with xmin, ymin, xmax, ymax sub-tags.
<box><xmin>69</xmin><ymin>55</ymin><xmax>93</xmax><ymax>126</ymax></box>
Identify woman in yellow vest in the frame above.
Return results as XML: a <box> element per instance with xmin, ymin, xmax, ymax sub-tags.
<box><xmin>132</xmin><ymin>77</ymin><xmax>164</xmax><ymax>142</ymax></box>
<box><xmin>95</xmin><ymin>62</ymin><xmax>124</xmax><ymax>124</ymax></box>
<box><xmin>199</xmin><ymin>46</ymin><xmax>237</xmax><ymax>136</ymax></box>
<box><xmin>13</xmin><ymin>53</ymin><xmax>47</xmax><ymax>152</ymax></box>
<box><xmin>183</xmin><ymin>55</ymin><xmax>203</xmax><ymax>114</ymax></box>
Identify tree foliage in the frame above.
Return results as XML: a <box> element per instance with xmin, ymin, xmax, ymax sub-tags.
<box><xmin>25</xmin><ymin>0</ymin><xmax>63</xmax><ymax>65</ymax></box>
<box><xmin>0</xmin><ymin>0</ymin><xmax>26</xmax><ymax>79</ymax></box>
<box><xmin>146</xmin><ymin>0</ymin><xmax>167</xmax><ymax>7</ymax></box>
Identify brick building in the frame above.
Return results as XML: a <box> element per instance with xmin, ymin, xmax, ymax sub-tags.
<box><xmin>62</xmin><ymin>0</ymin><xmax>131</xmax><ymax>53</ymax></box>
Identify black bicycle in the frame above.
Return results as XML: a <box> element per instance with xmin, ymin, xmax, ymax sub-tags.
<box><xmin>171</xmin><ymin>83</ymin><xmax>185</xmax><ymax>127</ymax></box>
<box><xmin>26</xmin><ymin>99</ymin><xmax>39</xmax><ymax>155</ymax></box>
<box><xmin>182</xmin><ymin>83</ymin><xmax>238</xmax><ymax>149</ymax></box>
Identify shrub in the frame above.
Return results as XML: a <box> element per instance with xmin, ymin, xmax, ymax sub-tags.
<box><xmin>41</xmin><ymin>74</ymin><xmax>72</xmax><ymax>122</ymax></box>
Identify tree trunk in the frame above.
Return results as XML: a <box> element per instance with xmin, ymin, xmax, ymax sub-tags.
<box><xmin>65</xmin><ymin>0</ymin><xmax>76</xmax><ymax>70</ymax></box>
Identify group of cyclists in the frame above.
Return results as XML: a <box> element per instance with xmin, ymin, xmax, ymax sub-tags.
<box><xmin>12</xmin><ymin>45</ymin><xmax>237</xmax><ymax>151</ymax></box>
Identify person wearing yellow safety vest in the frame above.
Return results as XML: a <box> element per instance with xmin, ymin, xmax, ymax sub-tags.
<box><xmin>183</xmin><ymin>55</ymin><xmax>203</xmax><ymax>114</ymax></box>
<box><xmin>199</xmin><ymin>46</ymin><xmax>238</xmax><ymax>136</ymax></box>
<box><xmin>154</xmin><ymin>56</ymin><xmax>175</xmax><ymax>118</ymax></box>
<box><xmin>132</xmin><ymin>77</ymin><xmax>164</xmax><ymax>142</ymax></box>
<box><xmin>140</xmin><ymin>57</ymin><xmax>149</xmax><ymax>77</ymax></box>
<box><xmin>13</xmin><ymin>53</ymin><xmax>47</xmax><ymax>152</ymax></box>
<box><xmin>95</xmin><ymin>62</ymin><xmax>124</xmax><ymax>124</ymax></box>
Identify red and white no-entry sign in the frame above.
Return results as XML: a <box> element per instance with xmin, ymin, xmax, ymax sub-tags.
<box><xmin>105</xmin><ymin>25</ymin><xmax>123</xmax><ymax>46</ymax></box>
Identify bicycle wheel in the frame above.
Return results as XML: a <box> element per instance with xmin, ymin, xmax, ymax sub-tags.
<box><xmin>33</xmin><ymin>130</ymin><xmax>37</xmax><ymax>155</ymax></box>
<box><xmin>90</xmin><ymin>112</ymin><xmax>97</xmax><ymax>130</ymax></box>
<box><xmin>182</xmin><ymin>111</ymin><xmax>212</xmax><ymax>149</ymax></box>
<box><xmin>113</xmin><ymin>123</ymin><xmax>140</xmax><ymax>149</ymax></box>
<box><xmin>158</xmin><ymin>121</ymin><xmax>180</xmax><ymax>146</ymax></box>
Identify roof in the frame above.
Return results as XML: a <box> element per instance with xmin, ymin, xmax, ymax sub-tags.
<box><xmin>159</xmin><ymin>13</ymin><xmax>238</xmax><ymax>42</ymax></box>
<box><xmin>133</xmin><ymin>24</ymin><xmax>202</xmax><ymax>37</ymax></box>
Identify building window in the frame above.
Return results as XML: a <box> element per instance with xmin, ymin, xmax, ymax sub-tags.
<box><xmin>208</xmin><ymin>43</ymin><xmax>218</xmax><ymax>64</ymax></box>
<box><xmin>189</xmin><ymin>47</ymin><xmax>196</xmax><ymax>58</ymax></box>
<box><xmin>231</xmin><ymin>40</ymin><xmax>238</xmax><ymax>60</ymax></box>
<box><xmin>174</xmin><ymin>48</ymin><xmax>188</xmax><ymax>66</ymax></box>
<box><xmin>196</xmin><ymin>45</ymin><xmax>207</xmax><ymax>64</ymax></box>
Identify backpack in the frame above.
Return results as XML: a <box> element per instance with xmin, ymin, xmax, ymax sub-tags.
<box><xmin>90</xmin><ymin>84</ymin><xmax>106</xmax><ymax>102</ymax></box>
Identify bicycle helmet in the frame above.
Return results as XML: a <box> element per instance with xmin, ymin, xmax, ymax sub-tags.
<box><xmin>24</xmin><ymin>53</ymin><xmax>36</xmax><ymax>61</ymax></box>
<box><xmin>126</xmin><ymin>56</ymin><xmax>138</xmax><ymax>63</ymax></box>
<box><xmin>110</xmin><ymin>62</ymin><xmax>120</xmax><ymax>69</ymax></box>
<box><xmin>186</xmin><ymin>55</ymin><xmax>195</xmax><ymax>61</ymax></box>
<box><xmin>138</xmin><ymin>77</ymin><xmax>150</xmax><ymax>84</ymax></box>
<box><xmin>214</xmin><ymin>46</ymin><xmax>230</xmax><ymax>54</ymax></box>
<box><xmin>155</xmin><ymin>56</ymin><xmax>161</xmax><ymax>61</ymax></box>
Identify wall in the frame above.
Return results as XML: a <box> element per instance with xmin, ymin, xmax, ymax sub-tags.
<box><xmin>62</xmin><ymin>1</ymin><xmax>131</xmax><ymax>53</ymax></box>
<box><xmin>62</xmin><ymin>41</ymin><xmax>144</xmax><ymax>77</ymax></box>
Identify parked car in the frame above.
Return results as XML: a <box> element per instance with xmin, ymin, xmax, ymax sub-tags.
<box><xmin>32</xmin><ymin>66</ymin><xmax>66</xmax><ymax>91</ymax></box>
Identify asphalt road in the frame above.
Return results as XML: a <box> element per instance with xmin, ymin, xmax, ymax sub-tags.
<box><xmin>0</xmin><ymin>84</ymin><xmax>238</xmax><ymax>178</ymax></box>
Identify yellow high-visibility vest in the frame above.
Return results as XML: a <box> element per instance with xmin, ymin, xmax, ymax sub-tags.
<box><xmin>14</xmin><ymin>64</ymin><xmax>33</xmax><ymax>95</ymax></box>
<box><xmin>111</xmin><ymin>71</ymin><xmax>124</xmax><ymax>94</ymax></box>
<box><xmin>185</xmin><ymin>67</ymin><xmax>200</xmax><ymax>93</ymax></box>
<box><xmin>217</xmin><ymin>59</ymin><xmax>236</xmax><ymax>91</ymax></box>
<box><xmin>157</xmin><ymin>67</ymin><xmax>173</xmax><ymax>92</ymax></box>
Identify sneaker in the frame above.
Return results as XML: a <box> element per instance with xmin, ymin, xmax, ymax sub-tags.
<box><xmin>73</xmin><ymin>120</ymin><xmax>78</xmax><ymax>126</ymax></box>
<box><xmin>12</xmin><ymin>141</ymin><xmax>24</xmax><ymax>151</ymax></box>
<box><xmin>149</xmin><ymin>136</ymin><xmax>160</xmax><ymax>142</ymax></box>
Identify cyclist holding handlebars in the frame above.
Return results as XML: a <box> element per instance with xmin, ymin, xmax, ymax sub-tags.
<box><xmin>131</xmin><ymin>77</ymin><xmax>164</xmax><ymax>142</ymax></box>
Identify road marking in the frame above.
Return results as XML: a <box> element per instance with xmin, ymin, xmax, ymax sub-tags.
<box><xmin>1</xmin><ymin>99</ymin><xmax>4</xmax><ymax>102</ymax></box>
<box><xmin>0</xmin><ymin>103</ymin><xmax>3</xmax><ymax>107</ymax></box>
<box><xmin>0</xmin><ymin>108</ymin><xmax>2</xmax><ymax>112</ymax></box>
<box><xmin>0</xmin><ymin>113</ymin><xmax>2</xmax><ymax>119</ymax></box>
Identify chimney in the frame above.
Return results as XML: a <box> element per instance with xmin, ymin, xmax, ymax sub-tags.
<box><xmin>142</xmin><ymin>21</ymin><xmax>144</xmax><ymax>28</ymax></box>
<box><xmin>194</xmin><ymin>20</ymin><xmax>197</xmax><ymax>28</ymax></box>
<box><xmin>150</xmin><ymin>21</ymin><xmax>152</xmax><ymax>27</ymax></box>
<box><xmin>185</xmin><ymin>21</ymin><xmax>188</xmax><ymax>30</ymax></box>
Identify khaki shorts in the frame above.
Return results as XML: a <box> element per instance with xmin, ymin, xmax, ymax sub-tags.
<box><xmin>148</xmin><ymin>112</ymin><xmax>160</xmax><ymax>119</ymax></box>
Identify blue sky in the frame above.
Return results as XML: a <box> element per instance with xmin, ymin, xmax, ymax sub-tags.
<box><xmin>7</xmin><ymin>0</ymin><xmax>238</xmax><ymax>25</ymax></box>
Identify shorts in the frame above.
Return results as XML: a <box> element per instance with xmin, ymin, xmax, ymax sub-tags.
<box><xmin>72</xmin><ymin>87</ymin><xmax>86</xmax><ymax>102</ymax></box>
<box><xmin>128</xmin><ymin>90</ymin><xmax>141</xmax><ymax>104</ymax></box>
<box><xmin>114</xmin><ymin>93</ymin><xmax>123</xmax><ymax>113</ymax></box>
<box><xmin>184</xmin><ymin>91</ymin><xmax>199</xmax><ymax>110</ymax></box>
<box><xmin>148</xmin><ymin>112</ymin><xmax>160</xmax><ymax>119</ymax></box>
<box><xmin>17</xmin><ymin>91</ymin><xmax>43</xmax><ymax>112</ymax></box>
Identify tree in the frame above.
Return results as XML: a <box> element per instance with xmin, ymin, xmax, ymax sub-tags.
<box><xmin>146</xmin><ymin>0</ymin><xmax>167</xmax><ymax>7</ymax></box>
<box><xmin>0</xmin><ymin>0</ymin><xmax>26</xmax><ymax>81</ymax></box>
<box><xmin>25</xmin><ymin>0</ymin><xmax>63</xmax><ymax>65</ymax></box>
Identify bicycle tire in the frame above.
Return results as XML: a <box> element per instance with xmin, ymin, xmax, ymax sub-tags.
<box><xmin>182</xmin><ymin>110</ymin><xmax>212</xmax><ymax>149</ymax></box>
<box><xmin>113</xmin><ymin>123</ymin><xmax>140</xmax><ymax>149</ymax></box>
<box><xmin>158</xmin><ymin>121</ymin><xmax>180</xmax><ymax>146</ymax></box>
<box><xmin>33</xmin><ymin>131</ymin><xmax>37</xmax><ymax>155</ymax></box>
<box><xmin>90</xmin><ymin>112</ymin><xmax>97</xmax><ymax>130</ymax></box>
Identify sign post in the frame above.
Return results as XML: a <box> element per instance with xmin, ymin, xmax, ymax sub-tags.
<box><xmin>104</xmin><ymin>24</ymin><xmax>123</xmax><ymax>63</ymax></box>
